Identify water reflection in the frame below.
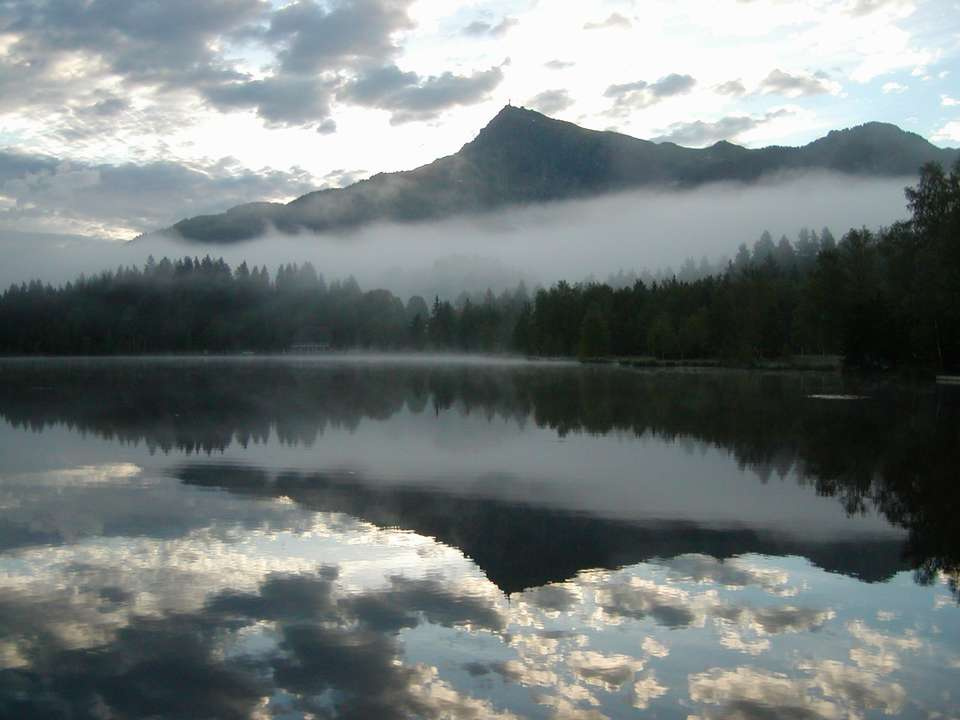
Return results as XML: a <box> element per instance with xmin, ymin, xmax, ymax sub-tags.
<box><xmin>0</xmin><ymin>357</ymin><xmax>957</xmax><ymax>719</ymax></box>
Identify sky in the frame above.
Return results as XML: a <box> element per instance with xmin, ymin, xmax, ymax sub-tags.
<box><xmin>0</xmin><ymin>0</ymin><xmax>958</xmax><ymax>240</ymax></box>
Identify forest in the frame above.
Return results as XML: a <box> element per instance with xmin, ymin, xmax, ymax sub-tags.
<box><xmin>0</xmin><ymin>160</ymin><xmax>957</xmax><ymax>371</ymax></box>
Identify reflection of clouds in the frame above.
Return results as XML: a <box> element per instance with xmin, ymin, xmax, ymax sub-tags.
<box><xmin>849</xmin><ymin>647</ymin><xmax>900</xmax><ymax>675</ymax></box>
<box><xmin>596</xmin><ymin>577</ymin><xmax>707</xmax><ymax>628</ymax></box>
<box><xmin>0</xmin><ymin>465</ymin><xmax>320</xmax><ymax>553</ymax></box>
<box><xmin>2</xmin><ymin>496</ymin><xmax>956</xmax><ymax>720</ymax></box>
<box><xmin>689</xmin><ymin>666</ymin><xmax>843</xmax><ymax>720</ymax></box>
<box><xmin>517</xmin><ymin>582</ymin><xmax>581</xmax><ymax>613</ymax></box>
<box><xmin>407</xmin><ymin>665</ymin><xmax>522</xmax><ymax>719</ymax></box>
<box><xmin>690</xmin><ymin>658</ymin><xmax>911</xmax><ymax>720</ymax></box>
<box><xmin>632</xmin><ymin>672</ymin><xmax>668</xmax><ymax>709</ymax></box>
<box><xmin>642</xmin><ymin>636</ymin><xmax>669</xmax><ymax>658</ymax></box>
<box><xmin>747</xmin><ymin>606</ymin><xmax>835</xmax><ymax>635</ymax></box>
<box><xmin>568</xmin><ymin>650</ymin><xmax>645</xmax><ymax>690</ymax></box>
<box><xmin>847</xmin><ymin>620</ymin><xmax>924</xmax><ymax>652</ymax></box>
<box><xmin>799</xmin><ymin>660</ymin><xmax>906</xmax><ymax>716</ymax></box>
<box><xmin>659</xmin><ymin>554</ymin><xmax>795</xmax><ymax>596</ymax></box>
<box><xmin>3</xmin><ymin>462</ymin><xmax>143</xmax><ymax>486</ymax></box>
<box><xmin>0</xmin><ymin>552</ymin><xmax>515</xmax><ymax>719</ymax></box>
<box><xmin>717</xmin><ymin>628</ymin><xmax>771</xmax><ymax>655</ymax></box>
<box><xmin>713</xmin><ymin>604</ymin><xmax>835</xmax><ymax>652</ymax></box>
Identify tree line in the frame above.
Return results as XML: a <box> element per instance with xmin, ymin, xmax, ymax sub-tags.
<box><xmin>0</xmin><ymin>255</ymin><xmax>530</xmax><ymax>355</ymax></box>
<box><xmin>522</xmin><ymin>160</ymin><xmax>960</xmax><ymax>371</ymax></box>
<box><xmin>0</xmin><ymin>161</ymin><xmax>957</xmax><ymax>370</ymax></box>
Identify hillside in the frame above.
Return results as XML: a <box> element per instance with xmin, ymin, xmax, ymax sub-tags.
<box><xmin>163</xmin><ymin>106</ymin><xmax>958</xmax><ymax>243</ymax></box>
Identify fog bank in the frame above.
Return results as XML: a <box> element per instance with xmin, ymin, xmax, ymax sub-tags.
<box><xmin>1</xmin><ymin>172</ymin><xmax>914</xmax><ymax>297</ymax></box>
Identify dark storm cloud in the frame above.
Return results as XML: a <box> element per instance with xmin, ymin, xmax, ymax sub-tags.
<box><xmin>462</xmin><ymin>17</ymin><xmax>518</xmax><ymax>37</ymax></box>
<box><xmin>760</xmin><ymin>68</ymin><xmax>835</xmax><ymax>96</ymax></box>
<box><xmin>604</xmin><ymin>73</ymin><xmax>696</xmax><ymax>115</ymax></box>
<box><xmin>0</xmin><ymin>149</ymin><xmax>316</xmax><ymax>235</ymax></box>
<box><xmin>526</xmin><ymin>89</ymin><xmax>574</xmax><ymax>115</ymax></box>
<box><xmin>652</xmin><ymin>109</ymin><xmax>791</xmax><ymax>146</ymax></box>
<box><xmin>342</xmin><ymin>64</ymin><xmax>505</xmax><ymax>124</ymax></box>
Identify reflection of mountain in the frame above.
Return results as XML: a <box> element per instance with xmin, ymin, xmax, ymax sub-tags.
<box><xmin>0</xmin><ymin>358</ymin><xmax>956</xmax><ymax>590</ymax></box>
<box><xmin>177</xmin><ymin>463</ymin><xmax>908</xmax><ymax>593</ymax></box>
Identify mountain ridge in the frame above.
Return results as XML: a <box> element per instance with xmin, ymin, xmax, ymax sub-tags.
<box><xmin>159</xmin><ymin>106</ymin><xmax>959</xmax><ymax>244</ymax></box>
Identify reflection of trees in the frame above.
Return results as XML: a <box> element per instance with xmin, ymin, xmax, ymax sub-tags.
<box><xmin>0</xmin><ymin>360</ymin><xmax>956</xmax><ymax>588</ymax></box>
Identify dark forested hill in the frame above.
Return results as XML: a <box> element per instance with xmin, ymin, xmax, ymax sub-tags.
<box><xmin>159</xmin><ymin>106</ymin><xmax>957</xmax><ymax>243</ymax></box>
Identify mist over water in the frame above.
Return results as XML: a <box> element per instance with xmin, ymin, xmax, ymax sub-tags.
<box><xmin>1</xmin><ymin>172</ymin><xmax>913</xmax><ymax>297</ymax></box>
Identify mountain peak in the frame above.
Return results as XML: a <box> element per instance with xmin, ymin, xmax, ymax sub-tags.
<box><xmin>163</xmin><ymin>111</ymin><xmax>959</xmax><ymax>244</ymax></box>
<box><xmin>471</xmin><ymin>105</ymin><xmax>563</xmax><ymax>145</ymax></box>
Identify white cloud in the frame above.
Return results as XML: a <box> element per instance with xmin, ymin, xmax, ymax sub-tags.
<box><xmin>941</xmin><ymin>94</ymin><xmax>960</xmax><ymax>107</ymax></box>
<box><xmin>931</xmin><ymin>121</ymin><xmax>960</xmax><ymax>144</ymax></box>
<box><xmin>882</xmin><ymin>81</ymin><xmax>908</xmax><ymax>93</ymax></box>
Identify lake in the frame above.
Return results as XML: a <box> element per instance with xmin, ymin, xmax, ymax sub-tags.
<box><xmin>0</xmin><ymin>356</ymin><xmax>957</xmax><ymax>719</ymax></box>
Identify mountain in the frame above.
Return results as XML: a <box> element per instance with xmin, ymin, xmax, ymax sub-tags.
<box><xmin>161</xmin><ymin>106</ymin><xmax>959</xmax><ymax>244</ymax></box>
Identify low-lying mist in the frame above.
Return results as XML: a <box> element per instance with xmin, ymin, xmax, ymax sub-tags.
<box><xmin>1</xmin><ymin>172</ymin><xmax>914</xmax><ymax>298</ymax></box>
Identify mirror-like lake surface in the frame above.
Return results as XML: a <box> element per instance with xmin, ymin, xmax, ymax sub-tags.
<box><xmin>0</xmin><ymin>357</ymin><xmax>957</xmax><ymax>720</ymax></box>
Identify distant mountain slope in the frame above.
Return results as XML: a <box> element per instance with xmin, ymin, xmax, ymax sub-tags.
<box><xmin>162</xmin><ymin>106</ymin><xmax>959</xmax><ymax>243</ymax></box>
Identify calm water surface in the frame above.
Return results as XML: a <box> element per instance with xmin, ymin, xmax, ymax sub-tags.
<box><xmin>0</xmin><ymin>357</ymin><xmax>957</xmax><ymax>719</ymax></box>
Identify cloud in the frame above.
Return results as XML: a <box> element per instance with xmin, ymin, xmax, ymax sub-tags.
<box><xmin>342</xmin><ymin>64</ymin><xmax>504</xmax><ymax>124</ymax></box>
<box><xmin>462</xmin><ymin>17</ymin><xmax>517</xmax><ymax>37</ymax></box>
<box><xmin>526</xmin><ymin>89</ymin><xmax>574</xmax><ymax>115</ymax></box>
<box><xmin>0</xmin><ymin>0</ymin><xmax>488</xmax><ymax>130</ymax></box>
<box><xmin>202</xmin><ymin>74</ymin><xmax>338</xmax><ymax>127</ymax></box>
<box><xmin>264</xmin><ymin>0</ymin><xmax>414</xmax><ymax>74</ymax></box>
<box><xmin>846</xmin><ymin>0</ymin><xmax>912</xmax><ymax>16</ymax></box>
<box><xmin>715</xmin><ymin>79</ymin><xmax>747</xmax><ymax>96</ymax></box>
<box><xmin>882</xmin><ymin>81</ymin><xmax>908</xmax><ymax>94</ymax></box>
<box><xmin>544</xmin><ymin>60</ymin><xmax>575</xmax><ymax>70</ymax></box>
<box><xmin>932</xmin><ymin>121</ymin><xmax>960</xmax><ymax>145</ymax></box>
<box><xmin>584</xmin><ymin>12</ymin><xmax>632</xmax><ymax>30</ymax></box>
<box><xmin>0</xmin><ymin>149</ymin><xmax>317</xmax><ymax>237</ymax></box>
<box><xmin>941</xmin><ymin>95</ymin><xmax>960</xmax><ymax>107</ymax></box>
<box><xmin>760</xmin><ymin>69</ymin><xmax>840</xmax><ymax>97</ymax></box>
<box><xmin>604</xmin><ymin>73</ymin><xmax>696</xmax><ymax>115</ymax></box>
<box><xmin>0</xmin><ymin>0</ymin><xmax>260</xmax><ymax>92</ymax></box>
<box><xmin>76</xmin><ymin>96</ymin><xmax>132</xmax><ymax>117</ymax></box>
<box><xmin>652</xmin><ymin>109</ymin><xmax>792</xmax><ymax>146</ymax></box>
<box><xmin>322</xmin><ymin>167</ymin><xmax>368</xmax><ymax>187</ymax></box>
